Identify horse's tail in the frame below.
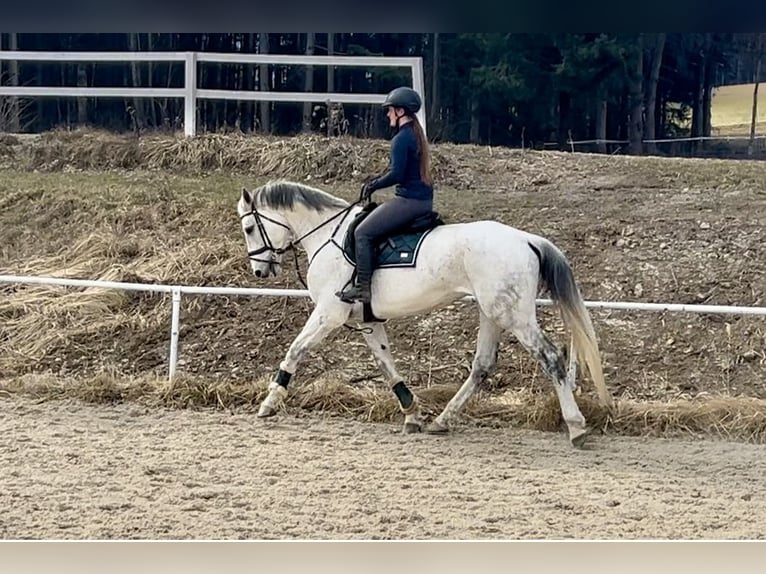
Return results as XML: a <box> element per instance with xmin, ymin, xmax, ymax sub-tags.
<box><xmin>528</xmin><ymin>239</ymin><xmax>613</xmax><ymax>410</ymax></box>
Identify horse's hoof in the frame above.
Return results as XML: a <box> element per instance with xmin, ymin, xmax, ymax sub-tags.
<box><xmin>425</xmin><ymin>421</ymin><xmax>450</xmax><ymax>435</ymax></box>
<box><xmin>403</xmin><ymin>422</ymin><xmax>422</xmax><ymax>434</ymax></box>
<box><xmin>257</xmin><ymin>384</ymin><xmax>287</xmax><ymax>418</ymax></box>
<box><xmin>570</xmin><ymin>426</ymin><xmax>591</xmax><ymax>449</ymax></box>
<box><xmin>257</xmin><ymin>404</ymin><xmax>278</xmax><ymax>418</ymax></box>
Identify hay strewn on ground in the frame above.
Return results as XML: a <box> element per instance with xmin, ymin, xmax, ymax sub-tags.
<box><xmin>4</xmin><ymin>372</ymin><xmax>766</xmax><ymax>443</ymax></box>
<box><xmin>0</xmin><ymin>129</ymin><xmax>764</xmax><ymax>442</ymax></box>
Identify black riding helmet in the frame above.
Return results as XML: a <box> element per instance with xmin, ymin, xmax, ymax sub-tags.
<box><xmin>381</xmin><ymin>86</ymin><xmax>422</xmax><ymax>115</ymax></box>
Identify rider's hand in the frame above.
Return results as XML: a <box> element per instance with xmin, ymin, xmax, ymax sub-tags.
<box><xmin>361</xmin><ymin>179</ymin><xmax>378</xmax><ymax>200</ymax></box>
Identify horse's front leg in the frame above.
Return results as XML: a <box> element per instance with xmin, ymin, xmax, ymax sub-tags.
<box><xmin>258</xmin><ymin>302</ymin><xmax>350</xmax><ymax>418</ymax></box>
<box><xmin>361</xmin><ymin>323</ymin><xmax>424</xmax><ymax>434</ymax></box>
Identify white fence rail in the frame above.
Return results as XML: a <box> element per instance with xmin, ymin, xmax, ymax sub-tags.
<box><xmin>0</xmin><ymin>50</ymin><xmax>427</xmax><ymax>137</ymax></box>
<box><xmin>1</xmin><ymin>274</ymin><xmax>765</xmax><ymax>382</ymax></box>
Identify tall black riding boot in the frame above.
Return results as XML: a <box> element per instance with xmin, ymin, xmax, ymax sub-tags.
<box><xmin>337</xmin><ymin>237</ymin><xmax>374</xmax><ymax>303</ymax></box>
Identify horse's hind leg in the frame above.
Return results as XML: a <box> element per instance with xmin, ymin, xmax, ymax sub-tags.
<box><xmin>426</xmin><ymin>310</ymin><xmax>502</xmax><ymax>434</ymax></box>
<box><xmin>361</xmin><ymin>323</ymin><xmax>424</xmax><ymax>433</ymax></box>
<box><xmin>509</xmin><ymin>318</ymin><xmax>590</xmax><ymax>448</ymax></box>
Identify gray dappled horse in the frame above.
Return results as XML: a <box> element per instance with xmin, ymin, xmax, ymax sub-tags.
<box><xmin>237</xmin><ymin>181</ymin><xmax>613</xmax><ymax>447</ymax></box>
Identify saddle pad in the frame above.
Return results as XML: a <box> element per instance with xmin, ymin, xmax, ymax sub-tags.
<box><xmin>343</xmin><ymin>227</ymin><xmax>436</xmax><ymax>269</ymax></box>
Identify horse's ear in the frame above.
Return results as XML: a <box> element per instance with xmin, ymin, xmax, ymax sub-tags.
<box><xmin>241</xmin><ymin>187</ymin><xmax>252</xmax><ymax>205</ymax></box>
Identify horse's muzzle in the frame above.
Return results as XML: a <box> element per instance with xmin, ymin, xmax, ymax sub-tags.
<box><xmin>253</xmin><ymin>263</ymin><xmax>279</xmax><ymax>278</ymax></box>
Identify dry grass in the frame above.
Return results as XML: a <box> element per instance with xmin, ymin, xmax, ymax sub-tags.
<box><xmin>2</xmin><ymin>128</ymin><xmax>489</xmax><ymax>190</ymax></box>
<box><xmin>4</xmin><ymin>129</ymin><xmax>392</xmax><ymax>182</ymax></box>
<box><xmin>4</xmin><ymin>372</ymin><xmax>766</xmax><ymax>442</ymax></box>
<box><xmin>712</xmin><ymin>122</ymin><xmax>766</xmax><ymax>137</ymax></box>
<box><xmin>0</xmin><ymin>220</ymin><xmax>244</xmax><ymax>377</ymax></box>
<box><xmin>3</xmin><ymin>128</ymin><xmax>765</xmax><ymax>194</ymax></box>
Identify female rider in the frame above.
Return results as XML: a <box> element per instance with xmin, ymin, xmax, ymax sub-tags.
<box><xmin>337</xmin><ymin>86</ymin><xmax>433</xmax><ymax>304</ymax></box>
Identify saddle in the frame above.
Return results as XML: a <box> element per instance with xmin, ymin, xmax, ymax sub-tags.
<box><xmin>342</xmin><ymin>202</ymin><xmax>444</xmax><ymax>270</ymax></box>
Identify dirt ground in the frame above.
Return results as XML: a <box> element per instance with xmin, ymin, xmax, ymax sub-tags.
<box><xmin>2</xmin><ymin>394</ymin><xmax>765</xmax><ymax>540</ymax></box>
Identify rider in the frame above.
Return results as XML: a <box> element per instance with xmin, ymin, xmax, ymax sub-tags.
<box><xmin>337</xmin><ymin>86</ymin><xmax>434</xmax><ymax>304</ymax></box>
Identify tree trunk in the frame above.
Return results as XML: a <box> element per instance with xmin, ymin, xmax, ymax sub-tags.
<box><xmin>558</xmin><ymin>91</ymin><xmax>571</xmax><ymax>149</ymax></box>
<box><xmin>692</xmin><ymin>52</ymin><xmax>705</xmax><ymax>152</ymax></box>
<box><xmin>469</xmin><ymin>95</ymin><xmax>480</xmax><ymax>143</ymax></box>
<box><xmin>258</xmin><ymin>33</ymin><xmax>270</xmax><ymax>133</ymax></box>
<box><xmin>77</xmin><ymin>63</ymin><xmax>88</xmax><ymax>125</ymax></box>
<box><xmin>748</xmin><ymin>79</ymin><xmax>760</xmax><ymax>156</ymax></box>
<box><xmin>302</xmin><ymin>33</ymin><xmax>315</xmax><ymax>133</ymax></box>
<box><xmin>216</xmin><ymin>35</ymin><xmax>225</xmax><ymax>131</ymax></box>
<box><xmin>62</xmin><ymin>60</ymin><xmax>70</xmax><ymax>128</ymax></box>
<box><xmin>430</xmin><ymin>33</ymin><xmax>440</xmax><ymax>133</ymax></box>
<box><xmin>127</xmin><ymin>33</ymin><xmax>145</xmax><ymax>131</ymax></box>
<box><xmin>627</xmin><ymin>34</ymin><xmax>644</xmax><ymax>155</ymax></box>
<box><xmin>158</xmin><ymin>33</ymin><xmax>174</xmax><ymax>129</ymax></box>
<box><xmin>327</xmin><ymin>33</ymin><xmax>335</xmax><ymax>92</ymax></box>
<box><xmin>8</xmin><ymin>32</ymin><xmax>20</xmax><ymax>132</ymax></box>
<box><xmin>692</xmin><ymin>34</ymin><xmax>712</xmax><ymax>153</ymax></box>
<box><xmin>749</xmin><ymin>36</ymin><xmax>763</xmax><ymax>156</ymax></box>
<box><xmin>702</xmin><ymin>70</ymin><xmax>713</xmax><ymax>138</ymax></box>
<box><xmin>242</xmin><ymin>33</ymin><xmax>255</xmax><ymax>132</ymax></box>
<box><xmin>147</xmin><ymin>33</ymin><xmax>158</xmax><ymax>127</ymax></box>
<box><xmin>702</xmin><ymin>37</ymin><xmax>716</xmax><ymax>138</ymax></box>
<box><xmin>200</xmin><ymin>34</ymin><xmax>209</xmax><ymax>132</ymax></box>
<box><xmin>596</xmin><ymin>97</ymin><xmax>608</xmax><ymax>154</ymax></box>
<box><xmin>644</xmin><ymin>33</ymin><xmax>666</xmax><ymax>155</ymax></box>
<box><xmin>233</xmin><ymin>34</ymin><xmax>246</xmax><ymax>132</ymax></box>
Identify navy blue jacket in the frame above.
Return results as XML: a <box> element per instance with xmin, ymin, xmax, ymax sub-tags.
<box><xmin>368</xmin><ymin>123</ymin><xmax>433</xmax><ymax>201</ymax></box>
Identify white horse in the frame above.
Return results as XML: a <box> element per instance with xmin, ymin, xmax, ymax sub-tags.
<box><xmin>237</xmin><ymin>180</ymin><xmax>613</xmax><ymax>447</ymax></box>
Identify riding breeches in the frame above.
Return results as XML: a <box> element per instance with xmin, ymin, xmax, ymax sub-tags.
<box><xmin>354</xmin><ymin>195</ymin><xmax>433</xmax><ymax>243</ymax></box>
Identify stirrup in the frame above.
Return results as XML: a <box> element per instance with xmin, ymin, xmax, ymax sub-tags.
<box><xmin>336</xmin><ymin>284</ymin><xmax>370</xmax><ymax>304</ymax></box>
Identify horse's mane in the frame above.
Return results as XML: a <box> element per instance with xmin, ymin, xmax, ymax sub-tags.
<box><xmin>256</xmin><ymin>180</ymin><xmax>349</xmax><ymax>212</ymax></box>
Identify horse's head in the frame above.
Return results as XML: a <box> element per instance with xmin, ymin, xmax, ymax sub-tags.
<box><xmin>237</xmin><ymin>187</ymin><xmax>292</xmax><ymax>278</ymax></box>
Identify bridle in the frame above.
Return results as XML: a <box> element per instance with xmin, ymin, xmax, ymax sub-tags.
<box><xmin>240</xmin><ymin>195</ymin><xmax>363</xmax><ymax>287</ymax></box>
<box><xmin>240</xmin><ymin>206</ymin><xmax>292</xmax><ymax>276</ymax></box>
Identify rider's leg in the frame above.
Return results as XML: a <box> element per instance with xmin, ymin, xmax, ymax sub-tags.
<box><xmin>338</xmin><ymin>196</ymin><xmax>432</xmax><ymax>304</ymax></box>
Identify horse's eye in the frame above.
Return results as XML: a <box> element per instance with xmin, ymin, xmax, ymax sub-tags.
<box><xmin>244</xmin><ymin>226</ymin><xmax>255</xmax><ymax>235</ymax></box>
